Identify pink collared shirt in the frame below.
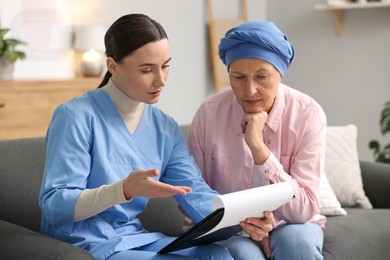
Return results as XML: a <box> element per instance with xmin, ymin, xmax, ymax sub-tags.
<box><xmin>188</xmin><ymin>83</ymin><xmax>327</xmax><ymax>228</ymax></box>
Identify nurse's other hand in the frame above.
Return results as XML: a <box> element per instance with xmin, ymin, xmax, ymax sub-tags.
<box><xmin>122</xmin><ymin>169</ymin><xmax>192</xmax><ymax>200</ymax></box>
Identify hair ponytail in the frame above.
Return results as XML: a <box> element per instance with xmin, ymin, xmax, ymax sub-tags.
<box><xmin>97</xmin><ymin>71</ymin><xmax>112</xmax><ymax>88</ymax></box>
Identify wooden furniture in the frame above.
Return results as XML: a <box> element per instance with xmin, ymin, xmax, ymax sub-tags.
<box><xmin>207</xmin><ymin>0</ymin><xmax>248</xmax><ymax>92</ymax></box>
<box><xmin>314</xmin><ymin>1</ymin><xmax>390</xmax><ymax>36</ymax></box>
<box><xmin>0</xmin><ymin>77</ymin><xmax>100</xmax><ymax>140</ymax></box>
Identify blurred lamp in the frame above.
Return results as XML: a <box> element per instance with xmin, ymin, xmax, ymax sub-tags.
<box><xmin>75</xmin><ymin>25</ymin><xmax>106</xmax><ymax>77</ymax></box>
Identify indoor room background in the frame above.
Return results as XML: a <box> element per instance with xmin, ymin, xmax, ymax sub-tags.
<box><xmin>1</xmin><ymin>0</ymin><xmax>389</xmax><ymax>162</ymax></box>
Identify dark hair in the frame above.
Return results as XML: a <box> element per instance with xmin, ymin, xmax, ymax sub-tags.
<box><xmin>98</xmin><ymin>14</ymin><xmax>168</xmax><ymax>88</ymax></box>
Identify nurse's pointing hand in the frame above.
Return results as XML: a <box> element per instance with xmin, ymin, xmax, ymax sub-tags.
<box><xmin>122</xmin><ymin>169</ymin><xmax>192</xmax><ymax>200</ymax></box>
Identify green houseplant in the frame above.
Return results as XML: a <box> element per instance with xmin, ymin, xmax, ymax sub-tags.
<box><xmin>0</xmin><ymin>27</ymin><xmax>26</xmax><ymax>80</ymax></box>
<box><xmin>369</xmin><ymin>101</ymin><xmax>390</xmax><ymax>163</ymax></box>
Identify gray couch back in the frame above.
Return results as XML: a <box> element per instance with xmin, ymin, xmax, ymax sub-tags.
<box><xmin>0</xmin><ymin>137</ymin><xmax>46</xmax><ymax>232</ymax></box>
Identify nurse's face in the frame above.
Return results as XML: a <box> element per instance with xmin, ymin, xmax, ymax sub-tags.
<box><xmin>228</xmin><ymin>58</ymin><xmax>281</xmax><ymax>114</ymax></box>
<box><xmin>108</xmin><ymin>39</ymin><xmax>171</xmax><ymax>104</ymax></box>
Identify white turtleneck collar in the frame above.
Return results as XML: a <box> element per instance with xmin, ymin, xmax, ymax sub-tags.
<box><xmin>102</xmin><ymin>78</ymin><xmax>145</xmax><ymax>134</ymax></box>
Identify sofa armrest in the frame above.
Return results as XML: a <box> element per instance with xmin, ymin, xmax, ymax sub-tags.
<box><xmin>0</xmin><ymin>220</ymin><xmax>93</xmax><ymax>260</ymax></box>
<box><xmin>360</xmin><ymin>160</ymin><xmax>390</xmax><ymax>208</ymax></box>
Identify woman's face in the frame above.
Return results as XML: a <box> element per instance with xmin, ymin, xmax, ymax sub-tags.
<box><xmin>228</xmin><ymin>58</ymin><xmax>281</xmax><ymax>114</ymax></box>
<box><xmin>108</xmin><ymin>39</ymin><xmax>171</xmax><ymax>104</ymax></box>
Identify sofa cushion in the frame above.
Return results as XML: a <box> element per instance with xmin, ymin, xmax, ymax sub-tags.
<box><xmin>323</xmin><ymin>208</ymin><xmax>390</xmax><ymax>260</ymax></box>
<box><xmin>0</xmin><ymin>220</ymin><xmax>93</xmax><ymax>259</ymax></box>
<box><xmin>325</xmin><ymin>125</ymin><xmax>372</xmax><ymax>208</ymax></box>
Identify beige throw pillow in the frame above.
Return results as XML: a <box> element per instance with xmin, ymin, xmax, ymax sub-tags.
<box><xmin>324</xmin><ymin>124</ymin><xmax>372</xmax><ymax>208</ymax></box>
<box><xmin>319</xmin><ymin>170</ymin><xmax>347</xmax><ymax>216</ymax></box>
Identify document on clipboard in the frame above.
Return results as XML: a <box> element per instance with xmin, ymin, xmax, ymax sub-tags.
<box><xmin>158</xmin><ymin>182</ymin><xmax>294</xmax><ymax>255</ymax></box>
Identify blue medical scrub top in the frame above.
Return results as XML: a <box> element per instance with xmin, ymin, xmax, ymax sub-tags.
<box><xmin>39</xmin><ymin>89</ymin><xmax>218</xmax><ymax>259</ymax></box>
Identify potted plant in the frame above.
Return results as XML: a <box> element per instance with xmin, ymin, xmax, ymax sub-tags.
<box><xmin>369</xmin><ymin>101</ymin><xmax>390</xmax><ymax>163</ymax></box>
<box><xmin>0</xmin><ymin>27</ymin><xmax>26</xmax><ymax>80</ymax></box>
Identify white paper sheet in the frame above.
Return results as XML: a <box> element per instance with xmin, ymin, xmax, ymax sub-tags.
<box><xmin>200</xmin><ymin>182</ymin><xmax>294</xmax><ymax>237</ymax></box>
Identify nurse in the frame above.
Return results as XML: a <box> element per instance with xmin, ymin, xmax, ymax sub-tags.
<box><xmin>39</xmin><ymin>13</ymin><xmax>239</xmax><ymax>260</ymax></box>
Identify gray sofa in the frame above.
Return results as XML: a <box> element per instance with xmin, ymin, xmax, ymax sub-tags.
<box><xmin>1</xmin><ymin>125</ymin><xmax>390</xmax><ymax>259</ymax></box>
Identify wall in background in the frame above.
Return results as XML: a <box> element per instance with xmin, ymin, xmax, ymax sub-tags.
<box><xmin>3</xmin><ymin>0</ymin><xmax>384</xmax><ymax>160</ymax></box>
<box><xmin>267</xmin><ymin>0</ymin><xmax>390</xmax><ymax>161</ymax></box>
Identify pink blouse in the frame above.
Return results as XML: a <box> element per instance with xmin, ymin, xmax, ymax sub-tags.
<box><xmin>187</xmin><ymin>84</ymin><xmax>327</xmax><ymax>228</ymax></box>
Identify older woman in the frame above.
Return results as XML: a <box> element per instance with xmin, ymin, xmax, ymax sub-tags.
<box><xmin>188</xmin><ymin>21</ymin><xmax>326</xmax><ymax>259</ymax></box>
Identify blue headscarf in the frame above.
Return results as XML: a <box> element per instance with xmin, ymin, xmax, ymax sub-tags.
<box><xmin>218</xmin><ymin>21</ymin><xmax>294</xmax><ymax>76</ymax></box>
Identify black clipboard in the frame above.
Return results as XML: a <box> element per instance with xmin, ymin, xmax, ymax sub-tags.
<box><xmin>157</xmin><ymin>208</ymin><xmax>242</xmax><ymax>254</ymax></box>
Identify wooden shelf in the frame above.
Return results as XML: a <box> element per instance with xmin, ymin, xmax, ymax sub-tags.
<box><xmin>315</xmin><ymin>1</ymin><xmax>390</xmax><ymax>10</ymax></box>
<box><xmin>0</xmin><ymin>77</ymin><xmax>100</xmax><ymax>140</ymax></box>
<box><xmin>314</xmin><ymin>1</ymin><xmax>390</xmax><ymax>36</ymax></box>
